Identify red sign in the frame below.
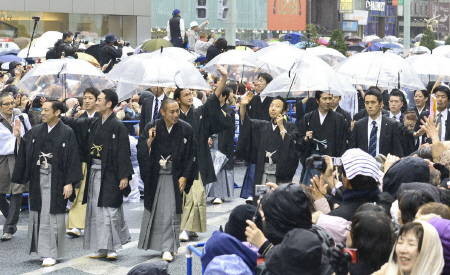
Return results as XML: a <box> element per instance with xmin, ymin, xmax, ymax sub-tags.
<box><xmin>0</xmin><ymin>38</ymin><xmax>12</xmax><ymax>42</ymax></box>
<box><xmin>392</xmin><ymin>0</ymin><xmax>398</xmax><ymax>6</ymax></box>
<box><xmin>267</xmin><ymin>0</ymin><xmax>307</xmax><ymax>31</ymax></box>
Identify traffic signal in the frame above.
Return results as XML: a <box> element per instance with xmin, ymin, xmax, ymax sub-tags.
<box><xmin>217</xmin><ymin>0</ymin><xmax>228</xmax><ymax>20</ymax></box>
<box><xmin>196</xmin><ymin>0</ymin><xmax>208</xmax><ymax>20</ymax></box>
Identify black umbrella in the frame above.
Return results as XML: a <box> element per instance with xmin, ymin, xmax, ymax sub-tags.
<box><xmin>347</xmin><ymin>44</ymin><xmax>366</xmax><ymax>52</ymax></box>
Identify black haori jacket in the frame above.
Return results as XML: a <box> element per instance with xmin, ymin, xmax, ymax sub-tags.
<box><xmin>12</xmin><ymin>121</ymin><xmax>83</xmax><ymax>214</ymax></box>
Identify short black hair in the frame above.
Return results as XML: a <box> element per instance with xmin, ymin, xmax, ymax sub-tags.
<box><xmin>365</xmin><ymin>86</ymin><xmax>383</xmax><ymax>103</ymax></box>
<box><xmin>227</xmin><ymin>81</ymin><xmax>238</xmax><ymax>93</ymax></box>
<box><xmin>438</xmin><ymin>188</ymin><xmax>450</xmax><ymax>208</ymax></box>
<box><xmin>83</xmin><ymin>87</ymin><xmax>100</xmax><ymax>99</ymax></box>
<box><xmin>398</xmin><ymin>190</ymin><xmax>435</xmax><ymax>224</ymax></box>
<box><xmin>258</xmin><ymin>73</ymin><xmax>273</xmax><ymax>84</ymax></box>
<box><xmin>214</xmin><ymin>38</ymin><xmax>227</xmax><ymax>50</ymax></box>
<box><xmin>45</xmin><ymin>100</ymin><xmax>64</xmax><ymax>116</ymax></box>
<box><xmin>393</xmin><ymin>222</ymin><xmax>424</xmax><ymax>263</ymax></box>
<box><xmin>3</xmin><ymin>85</ymin><xmax>18</xmax><ymax>96</ymax></box>
<box><xmin>237</xmin><ymin>82</ymin><xmax>247</xmax><ymax>95</ymax></box>
<box><xmin>273</xmin><ymin>96</ymin><xmax>288</xmax><ymax>113</ymax></box>
<box><xmin>173</xmin><ymin>88</ymin><xmax>190</xmax><ymax>101</ymax></box>
<box><xmin>101</xmin><ymin>89</ymin><xmax>118</xmax><ymax>110</ymax></box>
<box><xmin>414</xmin><ymin>89</ymin><xmax>429</xmax><ymax>99</ymax></box>
<box><xmin>426</xmin><ymin>81</ymin><xmax>436</xmax><ymax>94</ymax></box>
<box><xmin>221</xmin><ymin>87</ymin><xmax>231</xmax><ymax>101</ymax></box>
<box><xmin>433</xmin><ymin>85</ymin><xmax>450</xmax><ymax>99</ymax></box>
<box><xmin>315</xmin><ymin>90</ymin><xmax>330</xmax><ymax>103</ymax></box>
<box><xmin>389</xmin><ymin>89</ymin><xmax>404</xmax><ymax>101</ymax></box>
<box><xmin>63</xmin><ymin>31</ymin><xmax>73</xmax><ymax>40</ymax></box>
<box><xmin>161</xmin><ymin>98</ymin><xmax>178</xmax><ymax>111</ymax></box>
<box><xmin>32</xmin><ymin>96</ymin><xmax>43</xmax><ymax>108</ymax></box>
<box><xmin>0</xmin><ymin>91</ymin><xmax>14</xmax><ymax>105</ymax></box>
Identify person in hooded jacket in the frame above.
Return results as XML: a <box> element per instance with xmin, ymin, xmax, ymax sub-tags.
<box><xmin>245</xmin><ymin>183</ymin><xmax>334</xmax><ymax>275</ymax></box>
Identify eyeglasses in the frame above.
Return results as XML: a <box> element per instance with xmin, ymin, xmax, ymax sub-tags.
<box><xmin>2</xmin><ymin>102</ymin><xmax>15</xmax><ymax>107</ymax></box>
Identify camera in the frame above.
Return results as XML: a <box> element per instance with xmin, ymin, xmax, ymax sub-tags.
<box><xmin>74</xmin><ymin>31</ymin><xmax>88</xmax><ymax>44</ymax></box>
<box><xmin>255</xmin><ymin>185</ymin><xmax>271</xmax><ymax>196</ymax></box>
<box><xmin>71</xmin><ymin>104</ymin><xmax>79</xmax><ymax>117</ymax></box>
<box><xmin>123</xmin><ymin>41</ymin><xmax>131</xmax><ymax>47</ymax></box>
<box><xmin>342</xmin><ymin>248</ymin><xmax>358</xmax><ymax>264</ymax></box>
<box><xmin>305</xmin><ymin>155</ymin><xmax>342</xmax><ymax>172</ymax></box>
<box><xmin>32</xmin><ymin>16</ymin><xmax>40</xmax><ymax>21</ymax></box>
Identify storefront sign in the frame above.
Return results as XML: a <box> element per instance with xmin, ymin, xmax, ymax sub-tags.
<box><xmin>343</xmin><ymin>20</ymin><xmax>358</xmax><ymax>31</ymax></box>
<box><xmin>0</xmin><ymin>38</ymin><xmax>12</xmax><ymax>42</ymax></box>
<box><xmin>267</xmin><ymin>0</ymin><xmax>306</xmax><ymax>31</ymax></box>
<box><xmin>343</xmin><ymin>10</ymin><xmax>369</xmax><ymax>25</ymax></box>
<box><xmin>431</xmin><ymin>2</ymin><xmax>450</xmax><ymax>32</ymax></box>
<box><xmin>340</xmin><ymin>0</ymin><xmax>354</xmax><ymax>13</ymax></box>
<box><xmin>366</xmin><ymin>0</ymin><xmax>386</xmax><ymax>11</ymax></box>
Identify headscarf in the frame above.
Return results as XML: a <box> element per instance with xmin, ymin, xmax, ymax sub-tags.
<box><xmin>382</xmin><ymin>220</ymin><xmax>444</xmax><ymax>275</ymax></box>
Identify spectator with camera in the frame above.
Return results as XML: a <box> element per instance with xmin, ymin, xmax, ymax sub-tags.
<box><xmin>54</xmin><ymin>31</ymin><xmax>80</xmax><ymax>59</ymax></box>
<box><xmin>99</xmin><ymin>33</ymin><xmax>124</xmax><ymax>73</ymax></box>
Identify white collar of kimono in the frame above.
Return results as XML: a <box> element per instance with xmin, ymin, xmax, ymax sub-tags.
<box><xmin>180</xmin><ymin>106</ymin><xmax>191</xmax><ymax>116</ymax></box>
<box><xmin>47</xmin><ymin>122</ymin><xmax>57</xmax><ymax>133</ymax></box>
<box><xmin>102</xmin><ymin>113</ymin><xmax>112</xmax><ymax>124</ymax></box>
<box><xmin>167</xmin><ymin>125</ymin><xmax>173</xmax><ymax>133</ymax></box>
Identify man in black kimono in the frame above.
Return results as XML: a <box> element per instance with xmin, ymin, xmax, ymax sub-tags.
<box><xmin>206</xmin><ymin>86</ymin><xmax>236</xmax><ymax>204</ymax></box>
<box><xmin>239</xmin><ymin>73</ymin><xmax>274</xmax><ymax>203</ymax></box>
<box><xmin>61</xmin><ymin>89</ymin><xmax>134</xmax><ymax>260</ymax></box>
<box><xmin>238</xmin><ymin>93</ymin><xmax>301</xmax><ymax>201</ymax></box>
<box><xmin>66</xmin><ymin>87</ymin><xmax>101</xmax><ymax>237</ymax></box>
<box><xmin>12</xmin><ymin>100</ymin><xmax>83</xmax><ymax>266</ymax></box>
<box><xmin>298</xmin><ymin>91</ymin><xmax>348</xmax><ymax>185</ymax></box>
<box><xmin>175</xmin><ymin>64</ymin><xmax>232</xmax><ymax>241</ymax></box>
<box><xmin>137</xmin><ymin>98</ymin><xmax>197</xmax><ymax>262</ymax></box>
<box><xmin>350</xmin><ymin>87</ymin><xmax>404</xmax><ymax>157</ymax></box>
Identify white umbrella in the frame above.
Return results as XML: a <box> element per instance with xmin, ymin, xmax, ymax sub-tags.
<box><xmin>17</xmin><ymin>58</ymin><xmax>113</xmax><ymax>98</ymax></box>
<box><xmin>405</xmin><ymin>54</ymin><xmax>450</xmax><ymax>83</ymax></box>
<box><xmin>245</xmin><ymin>43</ymin><xmax>324</xmax><ymax>72</ymax></box>
<box><xmin>107</xmin><ymin>52</ymin><xmax>210</xmax><ymax>101</ymax></box>
<box><xmin>382</xmin><ymin>36</ymin><xmax>399</xmax><ymax>43</ymax></box>
<box><xmin>410</xmin><ymin>46</ymin><xmax>431</xmax><ymax>55</ymax></box>
<box><xmin>362</xmin><ymin>35</ymin><xmax>380</xmax><ymax>43</ymax></box>
<box><xmin>260</xmin><ymin>54</ymin><xmax>356</xmax><ymax>98</ymax></box>
<box><xmin>32</xmin><ymin>31</ymin><xmax>62</xmax><ymax>49</ymax></box>
<box><xmin>432</xmin><ymin>45</ymin><xmax>450</xmax><ymax>56</ymax></box>
<box><xmin>203</xmin><ymin>50</ymin><xmax>260</xmax><ymax>81</ymax></box>
<box><xmin>17</xmin><ymin>47</ymin><xmax>49</xmax><ymax>59</ymax></box>
<box><xmin>148</xmin><ymin>47</ymin><xmax>199</xmax><ymax>62</ymax></box>
<box><xmin>306</xmin><ymin>46</ymin><xmax>346</xmax><ymax>66</ymax></box>
<box><xmin>334</xmin><ymin>51</ymin><xmax>425</xmax><ymax>90</ymax></box>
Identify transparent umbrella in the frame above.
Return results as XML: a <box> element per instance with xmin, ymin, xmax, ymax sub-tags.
<box><xmin>17</xmin><ymin>47</ymin><xmax>48</xmax><ymax>59</ymax></box>
<box><xmin>107</xmin><ymin>51</ymin><xmax>210</xmax><ymax>101</ymax></box>
<box><xmin>410</xmin><ymin>46</ymin><xmax>431</xmax><ymax>55</ymax></box>
<box><xmin>432</xmin><ymin>45</ymin><xmax>450</xmax><ymax>56</ymax></box>
<box><xmin>203</xmin><ymin>50</ymin><xmax>261</xmax><ymax>82</ymax></box>
<box><xmin>306</xmin><ymin>46</ymin><xmax>346</xmax><ymax>66</ymax></box>
<box><xmin>260</xmin><ymin>55</ymin><xmax>357</xmax><ymax>98</ymax></box>
<box><xmin>405</xmin><ymin>54</ymin><xmax>450</xmax><ymax>83</ymax></box>
<box><xmin>362</xmin><ymin>35</ymin><xmax>380</xmax><ymax>43</ymax></box>
<box><xmin>334</xmin><ymin>51</ymin><xmax>425</xmax><ymax>90</ymax></box>
<box><xmin>17</xmin><ymin>58</ymin><xmax>113</xmax><ymax>98</ymax></box>
<box><xmin>31</xmin><ymin>31</ymin><xmax>62</xmax><ymax>49</ymax></box>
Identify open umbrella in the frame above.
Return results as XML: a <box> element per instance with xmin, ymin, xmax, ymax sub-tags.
<box><xmin>31</xmin><ymin>31</ymin><xmax>62</xmax><ymax>49</ymax></box>
<box><xmin>382</xmin><ymin>36</ymin><xmax>399</xmax><ymax>43</ymax></box>
<box><xmin>260</xmin><ymin>56</ymin><xmax>356</xmax><ymax>98</ymax></box>
<box><xmin>0</xmin><ymin>55</ymin><xmax>25</xmax><ymax>63</ymax></box>
<box><xmin>432</xmin><ymin>45</ymin><xmax>450</xmax><ymax>56</ymax></box>
<box><xmin>17</xmin><ymin>47</ymin><xmax>48</xmax><ymax>59</ymax></box>
<box><xmin>0</xmin><ymin>50</ymin><xmax>19</xmax><ymax>56</ymax></box>
<box><xmin>250</xmin><ymin>39</ymin><xmax>269</xmax><ymax>48</ymax></box>
<box><xmin>140</xmin><ymin>39</ymin><xmax>173</xmax><ymax>52</ymax></box>
<box><xmin>347</xmin><ymin>44</ymin><xmax>366</xmax><ymax>52</ymax></box>
<box><xmin>368</xmin><ymin>42</ymin><xmax>403</xmax><ymax>51</ymax></box>
<box><xmin>107</xmin><ymin>51</ymin><xmax>210</xmax><ymax>101</ymax></box>
<box><xmin>410</xmin><ymin>46</ymin><xmax>431</xmax><ymax>55</ymax></box>
<box><xmin>77</xmin><ymin>53</ymin><xmax>100</xmax><ymax>67</ymax></box>
<box><xmin>405</xmin><ymin>54</ymin><xmax>450</xmax><ymax>83</ymax></box>
<box><xmin>362</xmin><ymin>35</ymin><xmax>380</xmax><ymax>43</ymax></box>
<box><xmin>203</xmin><ymin>50</ymin><xmax>258</xmax><ymax>81</ymax></box>
<box><xmin>334</xmin><ymin>51</ymin><xmax>425</xmax><ymax>90</ymax></box>
<box><xmin>236</xmin><ymin>40</ymin><xmax>254</xmax><ymax>48</ymax></box>
<box><xmin>17</xmin><ymin>58</ymin><xmax>113</xmax><ymax>98</ymax></box>
<box><xmin>306</xmin><ymin>46</ymin><xmax>346</xmax><ymax>66</ymax></box>
<box><xmin>147</xmin><ymin>47</ymin><xmax>199</xmax><ymax>62</ymax></box>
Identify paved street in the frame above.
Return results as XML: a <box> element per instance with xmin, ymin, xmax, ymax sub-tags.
<box><xmin>0</xmin><ymin>164</ymin><xmax>249</xmax><ymax>275</ymax></box>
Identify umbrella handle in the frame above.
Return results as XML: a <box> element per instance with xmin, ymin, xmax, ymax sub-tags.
<box><xmin>173</xmin><ymin>70</ymin><xmax>181</xmax><ymax>89</ymax></box>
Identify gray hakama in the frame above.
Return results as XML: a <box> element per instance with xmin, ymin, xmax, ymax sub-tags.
<box><xmin>205</xmin><ymin>136</ymin><xmax>234</xmax><ymax>199</ymax></box>
<box><xmin>261</xmin><ymin>163</ymin><xmax>277</xmax><ymax>184</ymax></box>
<box><xmin>138</xmin><ymin>163</ymin><xmax>181</xmax><ymax>253</ymax></box>
<box><xmin>83</xmin><ymin>159</ymin><xmax>131</xmax><ymax>252</ymax></box>
<box><xmin>27</xmin><ymin>164</ymin><xmax>67</xmax><ymax>258</ymax></box>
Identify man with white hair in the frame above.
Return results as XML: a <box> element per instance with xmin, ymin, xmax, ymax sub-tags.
<box><xmin>188</xmin><ymin>20</ymin><xmax>209</xmax><ymax>51</ymax></box>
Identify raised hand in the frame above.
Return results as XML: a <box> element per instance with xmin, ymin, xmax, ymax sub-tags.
<box><xmin>216</xmin><ymin>64</ymin><xmax>228</xmax><ymax>77</ymax></box>
<box><xmin>13</xmin><ymin>118</ymin><xmax>21</xmax><ymax>138</ymax></box>
<box><xmin>240</xmin><ymin>91</ymin><xmax>254</xmax><ymax>106</ymax></box>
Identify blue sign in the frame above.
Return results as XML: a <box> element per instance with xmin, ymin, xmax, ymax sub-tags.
<box><xmin>343</xmin><ymin>20</ymin><xmax>358</xmax><ymax>31</ymax></box>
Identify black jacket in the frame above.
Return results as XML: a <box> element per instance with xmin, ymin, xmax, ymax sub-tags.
<box><xmin>206</xmin><ymin>45</ymin><xmax>222</xmax><ymax>63</ymax></box>
<box><xmin>54</xmin><ymin>39</ymin><xmax>79</xmax><ymax>58</ymax></box>
<box><xmin>139</xmin><ymin>94</ymin><xmax>168</xmax><ymax>133</ymax></box>
<box><xmin>350</xmin><ymin>115</ymin><xmax>404</xmax><ymax>157</ymax></box>
<box><xmin>99</xmin><ymin>42</ymin><xmax>123</xmax><ymax>73</ymax></box>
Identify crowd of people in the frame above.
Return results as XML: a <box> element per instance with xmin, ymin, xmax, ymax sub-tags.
<box><xmin>0</xmin><ymin>9</ymin><xmax>450</xmax><ymax>274</ymax></box>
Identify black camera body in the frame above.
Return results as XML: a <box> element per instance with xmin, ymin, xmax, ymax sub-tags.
<box><xmin>74</xmin><ymin>31</ymin><xmax>88</xmax><ymax>44</ymax></box>
<box><xmin>305</xmin><ymin>154</ymin><xmax>327</xmax><ymax>172</ymax></box>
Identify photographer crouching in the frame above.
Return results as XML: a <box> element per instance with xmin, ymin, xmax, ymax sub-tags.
<box><xmin>99</xmin><ymin>33</ymin><xmax>124</xmax><ymax>73</ymax></box>
<box><xmin>54</xmin><ymin>31</ymin><xmax>80</xmax><ymax>59</ymax></box>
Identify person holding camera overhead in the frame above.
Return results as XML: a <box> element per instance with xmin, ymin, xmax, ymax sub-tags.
<box><xmin>54</xmin><ymin>31</ymin><xmax>80</xmax><ymax>59</ymax></box>
<box><xmin>99</xmin><ymin>33</ymin><xmax>123</xmax><ymax>73</ymax></box>
<box><xmin>237</xmin><ymin>92</ymin><xmax>301</xmax><ymax>203</ymax></box>
<box><xmin>298</xmin><ymin>91</ymin><xmax>348</xmax><ymax>186</ymax></box>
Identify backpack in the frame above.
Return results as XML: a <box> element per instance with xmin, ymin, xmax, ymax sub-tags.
<box><xmin>46</xmin><ymin>47</ymin><xmax>58</xmax><ymax>60</ymax></box>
